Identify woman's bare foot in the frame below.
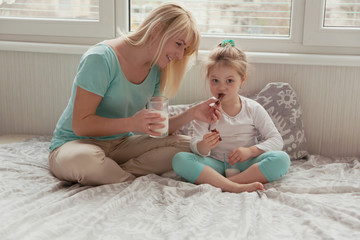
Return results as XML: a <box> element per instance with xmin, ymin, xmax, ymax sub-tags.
<box><xmin>232</xmin><ymin>182</ymin><xmax>264</xmax><ymax>193</ymax></box>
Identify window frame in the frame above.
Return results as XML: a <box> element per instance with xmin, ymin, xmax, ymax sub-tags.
<box><xmin>303</xmin><ymin>0</ymin><xmax>360</xmax><ymax>48</ymax></box>
<box><xmin>0</xmin><ymin>0</ymin><xmax>359</xmax><ymax>56</ymax></box>
<box><xmin>122</xmin><ymin>0</ymin><xmax>360</xmax><ymax>55</ymax></box>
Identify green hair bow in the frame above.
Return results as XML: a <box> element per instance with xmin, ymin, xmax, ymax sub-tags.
<box><xmin>221</xmin><ymin>39</ymin><xmax>235</xmax><ymax>47</ymax></box>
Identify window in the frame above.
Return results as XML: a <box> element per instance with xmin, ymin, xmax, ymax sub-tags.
<box><xmin>131</xmin><ymin>0</ymin><xmax>292</xmax><ymax>37</ymax></box>
<box><xmin>324</xmin><ymin>0</ymin><xmax>360</xmax><ymax>27</ymax></box>
<box><xmin>0</xmin><ymin>0</ymin><xmax>115</xmax><ymax>43</ymax></box>
<box><xmin>129</xmin><ymin>0</ymin><xmax>360</xmax><ymax>53</ymax></box>
<box><xmin>0</xmin><ymin>0</ymin><xmax>359</xmax><ymax>55</ymax></box>
<box><xmin>0</xmin><ymin>0</ymin><xmax>99</xmax><ymax>20</ymax></box>
<box><xmin>303</xmin><ymin>0</ymin><xmax>360</xmax><ymax>47</ymax></box>
<box><xmin>129</xmin><ymin>0</ymin><xmax>295</xmax><ymax>51</ymax></box>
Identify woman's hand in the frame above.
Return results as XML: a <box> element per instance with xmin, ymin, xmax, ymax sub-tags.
<box><xmin>168</xmin><ymin>98</ymin><xmax>221</xmax><ymax>134</ymax></box>
<box><xmin>190</xmin><ymin>98</ymin><xmax>222</xmax><ymax>124</ymax></box>
<box><xmin>131</xmin><ymin>109</ymin><xmax>167</xmax><ymax>136</ymax></box>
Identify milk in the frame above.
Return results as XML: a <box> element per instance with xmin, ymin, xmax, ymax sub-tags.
<box><xmin>225</xmin><ymin>168</ymin><xmax>240</xmax><ymax>177</ymax></box>
<box><xmin>150</xmin><ymin>110</ymin><xmax>169</xmax><ymax>138</ymax></box>
<box><xmin>223</xmin><ymin>153</ymin><xmax>240</xmax><ymax>177</ymax></box>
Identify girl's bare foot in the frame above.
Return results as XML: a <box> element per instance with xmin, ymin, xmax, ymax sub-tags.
<box><xmin>194</xmin><ymin>165</ymin><xmax>265</xmax><ymax>194</ymax></box>
<box><xmin>233</xmin><ymin>182</ymin><xmax>264</xmax><ymax>193</ymax></box>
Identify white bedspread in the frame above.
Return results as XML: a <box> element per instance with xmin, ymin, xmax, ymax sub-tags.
<box><xmin>0</xmin><ymin>137</ymin><xmax>359</xmax><ymax>240</ymax></box>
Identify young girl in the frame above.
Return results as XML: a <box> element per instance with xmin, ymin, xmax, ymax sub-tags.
<box><xmin>172</xmin><ymin>40</ymin><xmax>290</xmax><ymax>193</ymax></box>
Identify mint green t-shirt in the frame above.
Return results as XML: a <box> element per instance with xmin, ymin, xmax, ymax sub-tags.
<box><xmin>50</xmin><ymin>43</ymin><xmax>161</xmax><ymax>151</ymax></box>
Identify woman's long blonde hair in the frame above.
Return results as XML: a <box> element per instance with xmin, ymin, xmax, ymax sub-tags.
<box><xmin>123</xmin><ymin>2</ymin><xmax>200</xmax><ymax>98</ymax></box>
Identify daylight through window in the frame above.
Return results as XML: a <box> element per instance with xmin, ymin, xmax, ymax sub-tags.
<box><xmin>324</xmin><ymin>0</ymin><xmax>360</xmax><ymax>28</ymax></box>
<box><xmin>0</xmin><ymin>0</ymin><xmax>99</xmax><ymax>20</ymax></box>
<box><xmin>130</xmin><ymin>0</ymin><xmax>292</xmax><ymax>37</ymax></box>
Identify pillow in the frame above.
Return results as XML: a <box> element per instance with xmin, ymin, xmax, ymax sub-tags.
<box><xmin>168</xmin><ymin>104</ymin><xmax>195</xmax><ymax>136</ymax></box>
<box><xmin>251</xmin><ymin>82</ymin><xmax>308</xmax><ymax>160</ymax></box>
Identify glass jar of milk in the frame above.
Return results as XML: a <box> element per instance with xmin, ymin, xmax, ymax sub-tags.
<box><xmin>146</xmin><ymin>96</ymin><xmax>169</xmax><ymax>138</ymax></box>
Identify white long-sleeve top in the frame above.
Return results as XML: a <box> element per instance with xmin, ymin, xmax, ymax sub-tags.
<box><xmin>190</xmin><ymin>95</ymin><xmax>283</xmax><ymax>161</ymax></box>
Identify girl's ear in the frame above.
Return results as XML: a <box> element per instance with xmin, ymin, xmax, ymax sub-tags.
<box><xmin>240</xmin><ymin>74</ymin><xmax>247</xmax><ymax>88</ymax></box>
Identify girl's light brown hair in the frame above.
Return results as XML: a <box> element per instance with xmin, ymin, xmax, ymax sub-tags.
<box><xmin>124</xmin><ymin>2</ymin><xmax>200</xmax><ymax>98</ymax></box>
<box><xmin>206</xmin><ymin>42</ymin><xmax>247</xmax><ymax>81</ymax></box>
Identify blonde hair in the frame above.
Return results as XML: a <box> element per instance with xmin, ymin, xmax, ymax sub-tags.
<box><xmin>124</xmin><ymin>2</ymin><xmax>200</xmax><ymax>98</ymax></box>
<box><xmin>206</xmin><ymin>43</ymin><xmax>247</xmax><ymax>81</ymax></box>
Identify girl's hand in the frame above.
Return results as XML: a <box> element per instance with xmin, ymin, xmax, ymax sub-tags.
<box><xmin>201</xmin><ymin>131</ymin><xmax>221</xmax><ymax>149</ymax></box>
<box><xmin>131</xmin><ymin>109</ymin><xmax>166</xmax><ymax>136</ymax></box>
<box><xmin>190</xmin><ymin>98</ymin><xmax>221</xmax><ymax>124</ymax></box>
<box><xmin>228</xmin><ymin>147</ymin><xmax>253</xmax><ymax>165</ymax></box>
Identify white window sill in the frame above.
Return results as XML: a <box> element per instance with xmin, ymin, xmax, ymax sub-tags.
<box><xmin>1</xmin><ymin>41</ymin><xmax>360</xmax><ymax>67</ymax></box>
<box><xmin>0</xmin><ymin>41</ymin><xmax>89</xmax><ymax>55</ymax></box>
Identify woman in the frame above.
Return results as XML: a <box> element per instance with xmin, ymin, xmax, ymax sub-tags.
<box><xmin>49</xmin><ymin>2</ymin><xmax>220</xmax><ymax>186</ymax></box>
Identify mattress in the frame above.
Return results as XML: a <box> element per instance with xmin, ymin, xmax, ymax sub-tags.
<box><xmin>0</xmin><ymin>136</ymin><xmax>359</xmax><ymax>240</ymax></box>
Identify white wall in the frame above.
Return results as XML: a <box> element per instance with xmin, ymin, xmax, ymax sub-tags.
<box><xmin>0</xmin><ymin>50</ymin><xmax>359</xmax><ymax>157</ymax></box>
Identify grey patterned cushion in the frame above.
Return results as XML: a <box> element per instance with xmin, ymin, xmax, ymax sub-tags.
<box><xmin>169</xmin><ymin>82</ymin><xmax>308</xmax><ymax>160</ymax></box>
<box><xmin>169</xmin><ymin>104</ymin><xmax>195</xmax><ymax>136</ymax></box>
<box><xmin>251</xmin><ymin>82</ymin><xmax>308</xmax><ymax>160</ymax></box>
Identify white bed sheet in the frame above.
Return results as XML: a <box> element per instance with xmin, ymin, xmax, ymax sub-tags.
<box><xmin>0</xmin><ymin>136</ymin><xmax>359</xmax><ymax>240</ymax></box>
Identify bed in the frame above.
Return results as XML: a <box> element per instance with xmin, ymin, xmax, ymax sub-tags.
<box><xmin>1</xmin><ymin>83</ymin><xmax>359</xmax><ymax>239</ymax></box>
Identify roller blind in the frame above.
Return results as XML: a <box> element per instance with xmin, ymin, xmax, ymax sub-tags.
<box><xmin>130</xmin><ymin>0</ymin><xmax>292</xmax><ymax>37</ymax></box>
<box><xmin>324</xmin><ymin>0</ymin><xmax>360</xmax><ymax>27</ymax></box>
<box><xmin>0</xmin><ymin>0</ymin><xmax>99</xmax><ymax>20</ymax></box>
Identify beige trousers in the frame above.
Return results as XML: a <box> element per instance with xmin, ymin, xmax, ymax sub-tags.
<box><xmin>49</xmin><ymin>134</ymin><xmax>190</xmax><ymax>186</ymax></box>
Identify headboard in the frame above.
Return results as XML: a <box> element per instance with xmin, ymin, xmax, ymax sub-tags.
<box><xmin>0</xmin><ymin>51</ymin><xmax>359</xmax><ymax>157</ymax></box>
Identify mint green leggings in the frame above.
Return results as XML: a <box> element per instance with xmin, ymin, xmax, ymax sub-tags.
<box><xmin>172</xmin><ymin>151</ymin><xmax>290</xmax><ymax>183</ymax></box>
